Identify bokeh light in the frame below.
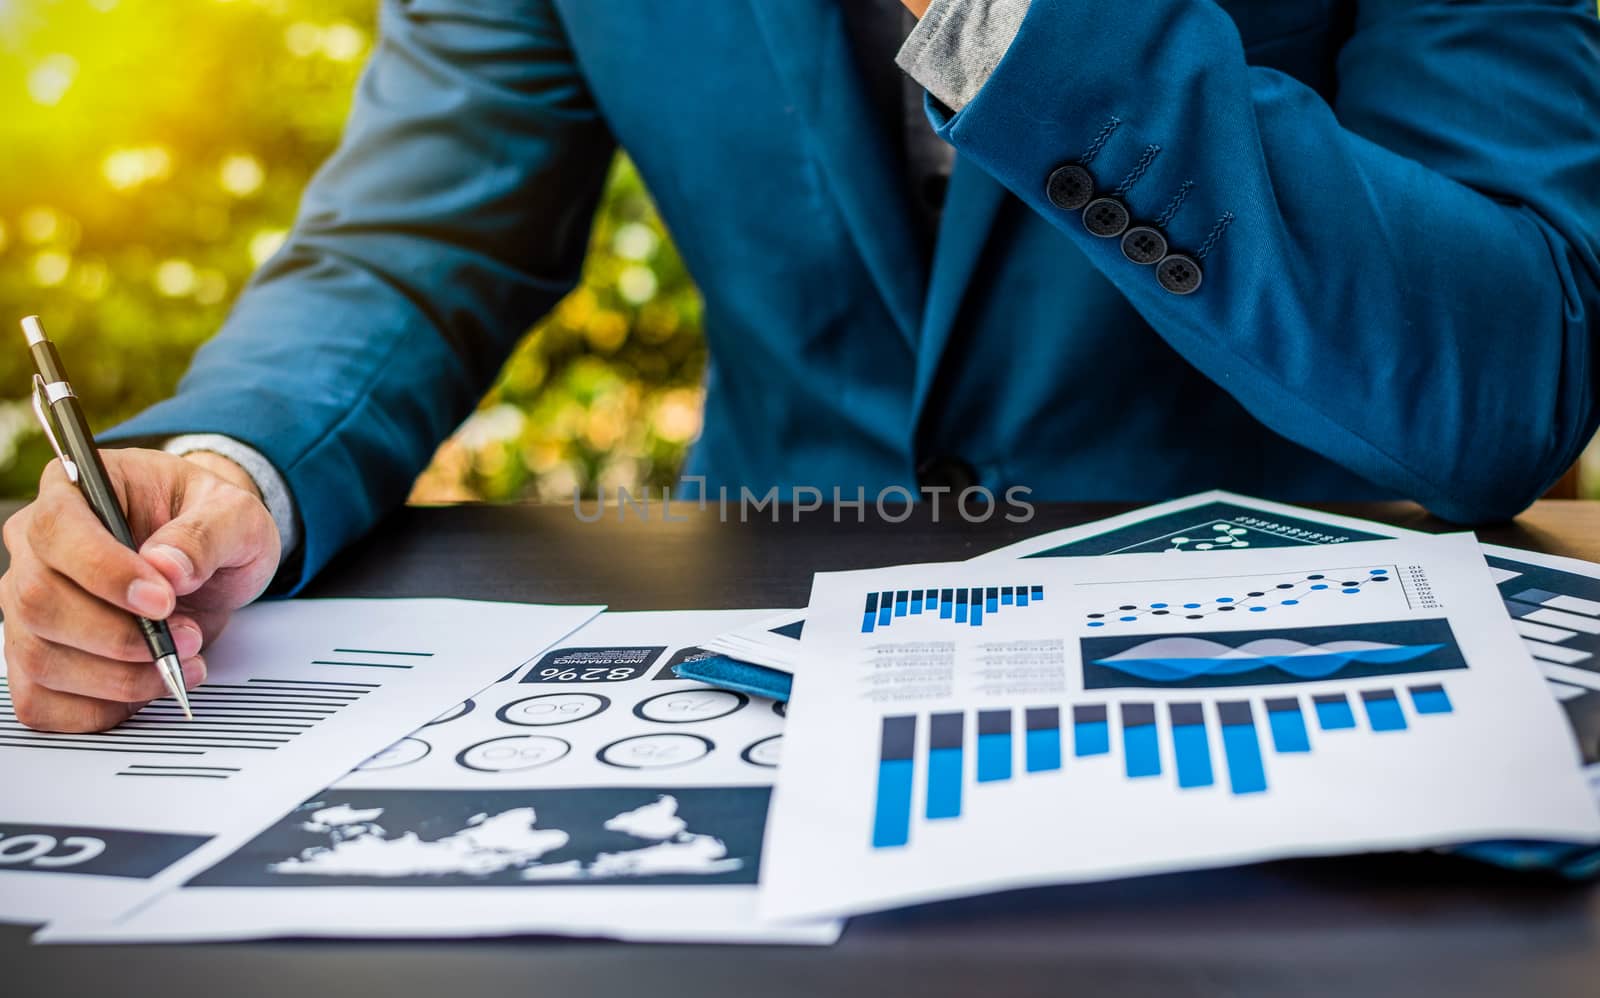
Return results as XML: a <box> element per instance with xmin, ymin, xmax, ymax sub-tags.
<box><xmin>0</xmin><ymin>0</ymin><xmax>706</xmax><ymax>504</ymax></box>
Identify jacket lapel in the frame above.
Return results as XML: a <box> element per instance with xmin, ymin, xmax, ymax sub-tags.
<box><xmin>911</xmin><ymin>155</ymin><xmax>1007</xmax><ymax>415</ymax></box>
<box><xmin>747</xmin><ymin>0</ymin><xmax>925</xmax><ymax>349</ymax></box>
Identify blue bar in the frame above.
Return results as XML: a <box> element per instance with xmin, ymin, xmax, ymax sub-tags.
<box><xmin>926</xmin><ymin>713</ymin><xmax>964</xmax><ymax>820</ymax></box>
<box><xmin>940</xmin><ymin>588</ymin><xmax>955</xmax><ymax>619</ymax></box>
<box><xmin>1169</xmin><ymin>703</ymin><xmax>1213</xmax><ymax>788</ymax></box>
<box><xmin>1362</xmin><ymin>690</ymin><xmax>1407</xmax><ymax>731</ymax></box>
<box><xmin>925</xmin><ymin>591</ymin><xmax>938</xmax><ymax>613</ymax></box>
<box><xmin>1218</xmin><ymin>701</ymin><xmax>1267</xmax><ymax>794</ymax></box>
<box><xmin>878</xmin><ymin>592</ymin><xmax>893</xmax><ymax>627</ymax></box>
<box><xmin>955</xmin><ymin>590</ymin><xmax>969</xmax><ymax>624</ymax></box>
<box><xmin>1122</xmin><ymin>703</ymin><xmax>1161</xmax><ymax>778</ymax></box>
<box><xmin>872</xmin><ymin>716</ymin><xmax>916</xmax><ymax>848</ymax></box>
<box><xmin>1074</xmin><ymin>705</ymin><xmax>1110</xmax><ymax>756</ymax></box>
<box><xmin>1313</xmin><ymin>693</ymin><xmax>1356</xmax><ymax>731</ymax></box>
<box><xmin>1002</xmin><ymin>586</ymin><xmax>1014</xmax><ymax>606</ymax></box>
<box><xmin>977</xmin><ymin>734</ymin><xmax>1010</xmax><ymax>780</ymax></box>
<box><xmin>872</xmin><ymin>761</ymin><xmax>913</xmax><ymax>847</ymax></box>
<box><xmin>1032</xmin><ymin>585</ymin><xmax>1044</xmax><ymax>601</ymax></box>
<box><xmin>895</xmin><ymin>590</ymin><xmax>908</xmax><ymax>617</ymax></box>
<box><xmin>970</xmin><ymin>591</ymin><xmax>984</xmax><ymax>627</ymax></box>
<box><xmin>910</xmin><ymin>589</ymin><xmax>924</xmax><ymax>615</ymax></box>
<box><xmin>986</xmin><ymin>587</ymin><xmax>999</xmax><ymax>613</ymax></box>
<box><xmin>1025</xmin><ymin>707</ymin><xmax>1061</xmax><ymax>772</ymax></box>
<box><xmin>1017</xmin><ymin>587</ymin><xmax>1029</xmax><ymax>607</ymax></box>
<box><xmin>977</xmin><ymin>709</ymin><xmax>1013</xmax><ymax>782</ymax></box>
<box><xmin>1410</xmin><ymin>684</ymin><xmax>1453</xmax><ymax>715</ymax></box>
<box><xmin>1265</xmin><ymin>698</ymin><xmax>1311</xmax><ymax>753</ymax></box>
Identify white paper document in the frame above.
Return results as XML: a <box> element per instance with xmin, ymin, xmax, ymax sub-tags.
<box><xmin>976</xmin><ymin>490</ymin><xmax>1600</xmax><ymax>768</ymax></box>
<box><xmin>760</xmin><ymin>534</ymin><xmax>1600</xmax><ymax>920</ymax></box>
<box><xmin>703</xmin><ymin>611</ymin><xmax>807</xmax><ymax>673</ymax></box>
<box><xmin>0</xmin><ymin>598</ymin><xmax>600</xmax><ymax>926</ymax></box>
<box><xmin>44</xmin><ymin>611</ymin><xmax>841</xmax><ymax>945</ymax></box>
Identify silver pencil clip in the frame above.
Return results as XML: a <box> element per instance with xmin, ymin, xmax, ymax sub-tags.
<box><xmin>30</xmin><ymin>374</ymin><xmax>79</xmax><ymax>484</ymax></box>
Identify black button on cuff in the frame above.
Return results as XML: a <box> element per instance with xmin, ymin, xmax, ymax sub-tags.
<box><xmin>1156</xmin><ymin>253</ymin><xmax>1204</xmax><ymax>295</ymax></box>
<box><xmin>1046</xmin><ymin>164</ymin><xmax>1094</xmax><ymax>212</ymax></box>
<box><xmin>1083</xmin><ymin>197</ymin><xmax>1130</xmax><ymax>238</ymax></box>
<box><xmin>1121</xmin><ymin>226</ymin><xmax>1167</xmax><ymax>265</ymax></box>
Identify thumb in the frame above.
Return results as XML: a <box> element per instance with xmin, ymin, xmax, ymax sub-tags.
<box><xmin>138</xmin><ymin>483</ymin><xmax>276</xmax><ymax>601</ymax></box>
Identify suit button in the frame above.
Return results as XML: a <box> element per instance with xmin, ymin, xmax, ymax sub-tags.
<box><xmin>1121</xmin><ymin>226</ymin><xmax>1167</xmax><ymax>265</ymax></box>
<box><xmin>1046</xmin><ymin>164</ymin><xmax>1094</xmax><ymax>211</ymax></box>
<box><xmin>916</xmin><ymin>456</ymin><xmax>979</xmax><ymax>492</ymax></box>
<box><xmin>1156</xmin><ymin>253</ymin><xmax>1204</xmax><ymax>295</ymax></box>
<box><xmin>1083</xmin><ymin>197</ymin><xmax>1130</xmax><ymax>238</ymax></box>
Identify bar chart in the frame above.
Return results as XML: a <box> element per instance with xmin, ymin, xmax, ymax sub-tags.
<box><xmin>1495</xmin><ymin>557</ymin><xmax>1600</xmax><ymax>695</ymax></box>
<box><xmin>861</xmin><ymin>586</ymin><xmax>1045</xmax><ymax>633</ymax></box>
<box><xmin>869</xmin><ymin>681</ymin><xmax>1456</xmax><ymax>848</ymax></box>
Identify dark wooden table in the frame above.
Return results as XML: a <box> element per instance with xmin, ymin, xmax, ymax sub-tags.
<box><xmin>4</xmin><ymin>499</ymin><xmax>1600</xmax><ymax>998</ymax></box>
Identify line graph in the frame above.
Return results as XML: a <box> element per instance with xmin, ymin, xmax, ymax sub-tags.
<box><xmin>1081</xmin><ymin>566</ymin><xmax>1398</xmax><ymax>627</ymax></box>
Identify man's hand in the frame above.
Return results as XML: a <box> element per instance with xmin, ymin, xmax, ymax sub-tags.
<box><xmin>901</xmin><ymin>0</ymin><xmax>931</xmax><ymax>17</ymax></box>
<box><xmin>0</xmin><ymin>448</ymin><xmax>281</xmax><ymax>732</ymax></box>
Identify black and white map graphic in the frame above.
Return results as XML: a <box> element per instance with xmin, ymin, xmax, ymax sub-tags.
<box><xmin>190</xmin><ymin>787</ymin><xmax>768</xmax><ymax>888</ymax></box>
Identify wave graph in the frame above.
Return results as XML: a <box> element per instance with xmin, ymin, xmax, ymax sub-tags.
<box><xmin>1082</xmin><ymin>620</ymin><xmax>1468</xmax><ymax>690</ymax></box>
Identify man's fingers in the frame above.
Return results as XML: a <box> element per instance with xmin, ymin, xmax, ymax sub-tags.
<box><xmin>7</xmin><ymin>629</ymin><xmax>206</xmax><ymax>705</ymax></box>
<box><xmin>8</xmin><ymin>678</ymin><xmax>146</xmax><ymax>734</ymax></box>
<box><xmin>2</xmin><ymin>561</ymin><xmax>205</xmax><ymax>662</ymax></box>
<box><xmin>139</xmin><ymin>485</ymin><xmax>274</xmax><ymax>599</ymax></box>
<box><xmin>26</xmin><ymin>467</ymin><xmax>176</xmax><ymax>619</ymax></box>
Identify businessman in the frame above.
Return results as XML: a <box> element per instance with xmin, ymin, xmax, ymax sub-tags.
<box><xmin>4</xmin><ymin>0</ymin><xmax>1599</xmax><ymax>731</ymax></box>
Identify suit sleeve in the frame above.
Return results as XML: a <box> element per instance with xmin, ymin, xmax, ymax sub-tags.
<box><xmin>103</xmin><ymin>0</ymin><xmax>616</xmax><ymax>591</ymax></box>
<box><xmin>926</xmin><ymin>0</ymin><xmax>1600</xmax><ymax>522</ymax></box>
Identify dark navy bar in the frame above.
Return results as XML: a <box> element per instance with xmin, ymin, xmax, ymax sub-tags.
<box><xmin>872</xmin><ymin>716</ymin><xmax>917</xmax><ymax>848</ymax></box>
<box><xmin>1024</xmin><ymin>706</ymin><xmax>1062</xmax><ymax>772</ymax></box>
<box><xmin>1218</xmin><ymin>700</ymin><xmax>1267</xmax><ymax>794</ymax></box>
<box><xmin>976</xmin><ymin>709</ymin><xmax>1013</xmax><ymax>782</ymax></box>
<box><xmin>1121</xmin><ymin>703</ymin><xmax>1160</xmax><ymax>778</ymax></box>
<box><xmin>1169</xmin><ymin>701</ymin><xmax>1214</xmax><ymax>789</ymax></box>
<box><xmin>926</xmin><ymin>712</ymin><xmax>965</xmax><ymax>819</ymax></box>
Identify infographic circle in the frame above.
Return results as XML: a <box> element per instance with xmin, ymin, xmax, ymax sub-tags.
<box><xmin>358</xmin><ymin>736</ymin><xmax>431</xmax><ymax>771</ymax></box>
<box><xmin>456</xmin><ymin>735</ymin><xmax>571</xmax><ymax>773</ymax></box>
<box><xmin>741</xmin><ymin>734</ymin><xmax>782</xmax><ymax>768</ymax></box>
<box><xmin>424</xmin><ymin>698</ymin><xmax>475</xmax><ymax>727</ymax></box>
<box><xmin>497</xmin><ymin>692</ymin><xmax>611</xmax><ymax>727</ymax></box>
<box><xmin>633</xmin><ymin>689</ymin><xmax>748</xmax><ymax>724</ymax></box>
<box><xmin>597</xmin><ymin>733</ymin><xmax>714</xmax><ymax>770</ymax></box>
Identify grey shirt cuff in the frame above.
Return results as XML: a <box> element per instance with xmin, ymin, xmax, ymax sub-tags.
<box><xmin>896</xmin><ymin>0</ymin><xmax>1032</xmax><ymax>113</ymax></box>
<box><xmin>163</xmin><ymin>434</ymin><xmax>301</xmax><ymax>559</ymax></box>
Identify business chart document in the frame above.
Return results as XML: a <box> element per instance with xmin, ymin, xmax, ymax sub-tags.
<box><xmin>704</xmin><ymin>611</ymin><xmax>807</xmax><ymax>674</ymax></box>
<box><xmin>0</xmin><ymin>598</ymin><xmax>600</xmax><ymax>926</ymax></box>
<box><xmin>760</xmin><ymin>534</ymin><xmax>1600</xmax><ymax>920</ymax></box>
<box><xmin>978</xmin><ymin>491</ymin><xmax>1600</xmax><ymax>766</ymax></box>
<box><xmin>46</xmin><ymin>611</ymin><xmax>841</xmax><ymax>945</ymax></box>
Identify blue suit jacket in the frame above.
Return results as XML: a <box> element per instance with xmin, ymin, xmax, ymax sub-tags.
<box><xmin>109</xmin><ymin>0</ymin><xmax>1600</xmax><ymax>591</ymax></box>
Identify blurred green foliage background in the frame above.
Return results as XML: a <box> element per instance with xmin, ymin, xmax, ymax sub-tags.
<box><xmin>3</xmin><ymin>0</ymin><xmax>1596</xmax><ymax>505</ymax></box>
<box><xmin>0</xmin><ymin>0</ymin><xmax>706</xmax><ymax>503</ymax></box>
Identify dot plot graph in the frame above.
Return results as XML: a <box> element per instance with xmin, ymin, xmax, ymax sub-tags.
<box><xmin>1083</xmin><ymin>567</ymin><xmax>1396</xmax><ymax>627</ymax></box>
